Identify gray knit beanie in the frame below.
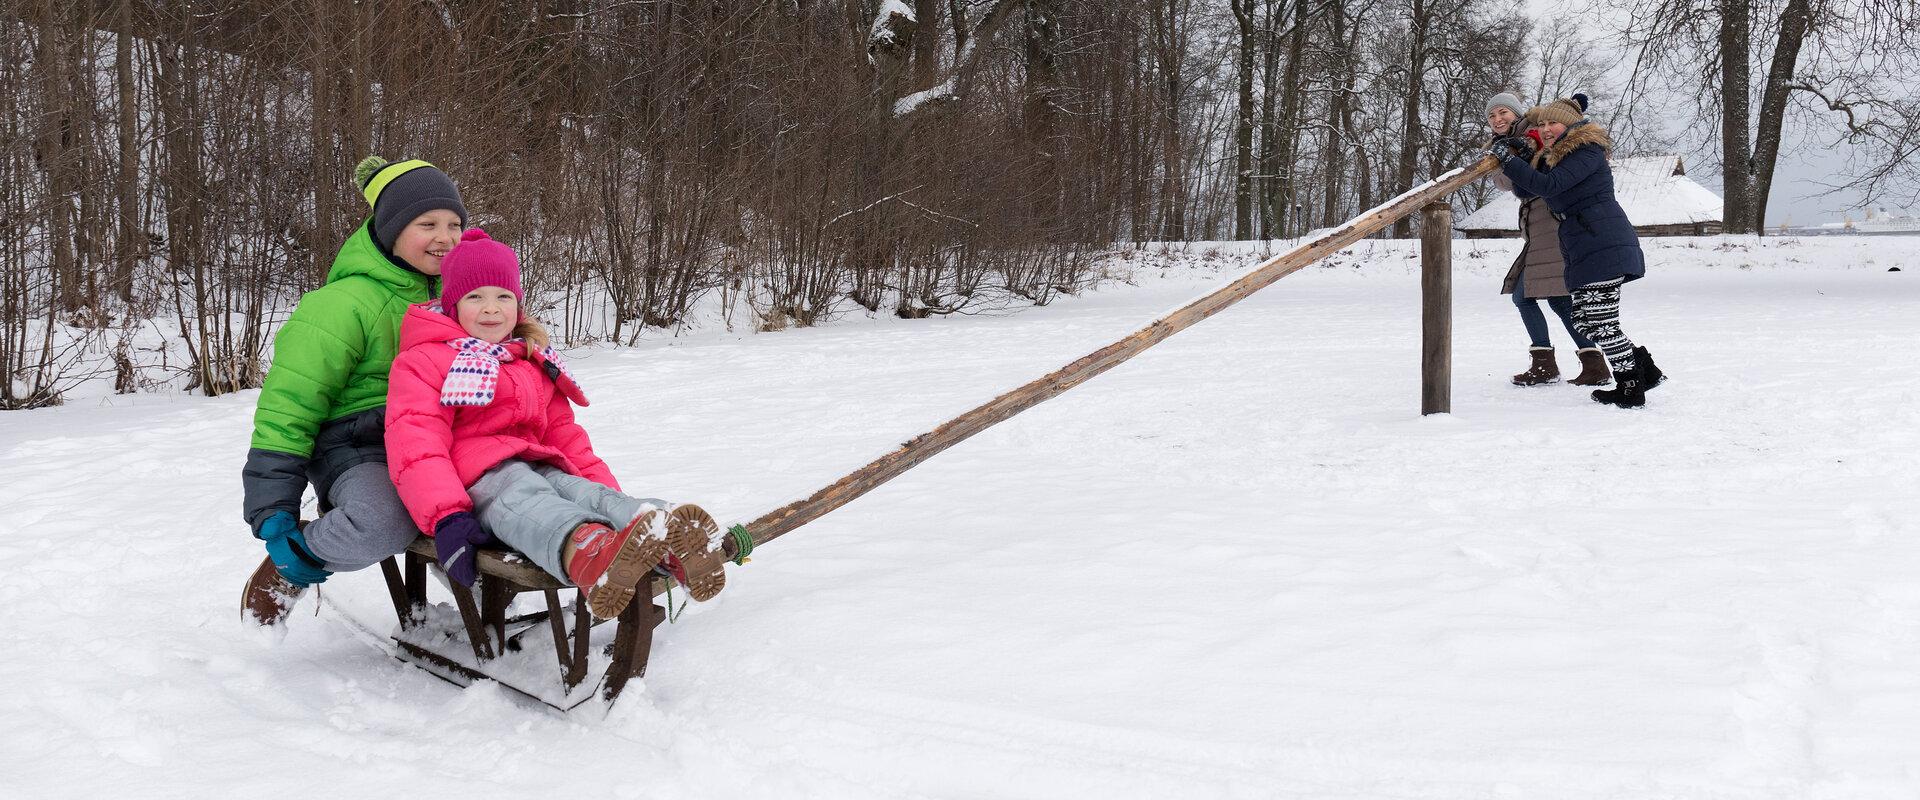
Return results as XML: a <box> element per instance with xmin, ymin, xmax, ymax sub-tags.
<box><xmin>353</xmin><ymin>156</ymin><xmax>469</xmax><ymax>251</ymax></box>
<box><xmin>1485</xmin><ymin>92</ymin><xmax>1526</xmax><ymax>121</ymax></box>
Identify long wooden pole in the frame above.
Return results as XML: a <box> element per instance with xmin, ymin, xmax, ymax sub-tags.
<box><xmin>737</xmin><ymin>158</ymin><xmax>1501</xmax><ymax>549</ymax></box>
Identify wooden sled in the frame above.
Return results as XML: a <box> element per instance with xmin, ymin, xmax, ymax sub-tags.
<box><xmin>359</xmin><ymin>537</ymin><xmax>673</xmax><ymax>713</ymax></box>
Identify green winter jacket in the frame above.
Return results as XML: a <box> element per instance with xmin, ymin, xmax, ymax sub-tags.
<box><xmin>241</xmin><ymin>220</ymin><xmax>435</xmax><ymax>529</ymax></box>
<box><xmin>251</xmin><ymin>221</ymin><xmax>435</xmax><ymax>455</ymax></box>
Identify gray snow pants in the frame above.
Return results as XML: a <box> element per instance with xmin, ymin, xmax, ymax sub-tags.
<box><xmin>302</xmin><ymin>462</ymin><xmax>421</xmax><ymax>572</ymax></box>
<box><xmin>468</xmin><ymin>459</ymin><xmax>665</xmax><ymax>584</ymax></box>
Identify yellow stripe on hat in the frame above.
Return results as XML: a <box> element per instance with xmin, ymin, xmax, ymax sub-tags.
<box><xmin>361</xmin><ymin>159</ymin><xmax>436</xmax><ymax>208</ymax></box>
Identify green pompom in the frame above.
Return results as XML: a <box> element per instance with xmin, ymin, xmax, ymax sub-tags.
<box><xmin>353</xmin><ymin>155</ymin><xmax>391</xmax><ymax>190</ymax></box>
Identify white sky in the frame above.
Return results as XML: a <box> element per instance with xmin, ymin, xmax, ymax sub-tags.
<box><xmin>1513</xmin><ymin>0</ymin><xmax>1908</xmax><ymax>226</ymax></box>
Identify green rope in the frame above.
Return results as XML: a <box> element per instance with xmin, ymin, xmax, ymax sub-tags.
<box><xmin>726</xmin><ymin>524</ymin><xmax>755</xmax><ymax>565</ymax></box>
<box><xmin>662</xmin><ymin>576</ymin><xmax>684</xmax><ymax>623</ymax></box>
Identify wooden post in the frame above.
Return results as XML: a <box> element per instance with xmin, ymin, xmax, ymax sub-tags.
<box><xmin>1420</xmin><ymin>201</ymin><xmax>1452</xmax><ymax>415</ymax></box>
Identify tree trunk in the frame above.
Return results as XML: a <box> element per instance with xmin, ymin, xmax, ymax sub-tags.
<box><xmin>1751</xmin><ymin>0</ymin><xmax>1811</xmax><ymax>235</ymax></box>
<box><xmin>1321</xmin><ymin>4</ymin><xmax>1356</xmax><ymax>230</ymax></box>
<box><xmin>1025</xmin><ymin>0</ymin><xmax>1062</xmax><ymax>227</ymax></box>
<box><xmin>34</xmin><ymin>0</ymin><xmax>79</xmax><ymax>312</ymax></box>
<box><xmin>914</xmin><ymin>0</ymin><xmax>940</xmax><ymax>89</ymax></box>
<box><xmin>1719</xmin><ymin>0</ymin><xmax>1754</xmax><ymax>234</ymax></box>
<box><xmin>1269</xmin><ymin>0</ymin><xmax>1309</xmax><ymax>237</ymax></box>
<box><xmin>308</xmin><ymin>1</ymin><xmax>336</xmax><ymax>283</ymax></box>
<box><xmin>114</xmin><ymin>0</ymin><xmax>140</xmax><ymax>302</ymax></box>
<box><xmin>1393</xmin><ymin>0</ymin><xmax>1429</xmax><ymax>239</ymax></box>
<box><xmin>1231</xmin><ymin>0</ymin><xmax>1255</xmax><ymax>240</ymax></box>
<box><xmin>1149</xmin><ymin>0</ymin><xmax>1187</xmax><ymax>240</ymax></box>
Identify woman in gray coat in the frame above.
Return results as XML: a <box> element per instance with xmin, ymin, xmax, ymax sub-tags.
<box><xmin>1485</xmin><ymin>92</ymin><xmax>1609</xmax><ymax>386</ymax></box>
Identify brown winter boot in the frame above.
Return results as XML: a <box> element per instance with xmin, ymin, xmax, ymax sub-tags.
<box><xmin>242</xmin><ymin>555</ymin><xmax>305</xmax><ymax>626</ymax></box>
<box><xmin>1511</xmin><ymin>347</ymin><xmax>1560</xmax><ymax>386</ymax></box>
<box><xmin>1569</xmin><ymin>347</ymin><xmax>1612</xmax><ymax>386</ymax></box>
<box><xmin>658</xmin><ymin>504</ymin><xmax>729</xmax><ymax>602</ymax></box>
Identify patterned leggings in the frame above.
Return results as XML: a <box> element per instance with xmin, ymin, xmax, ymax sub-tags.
<box><xmin>1569</xmin><ymin>278</ymin><xmax>1639</xmax><ymax>373</ymax></box>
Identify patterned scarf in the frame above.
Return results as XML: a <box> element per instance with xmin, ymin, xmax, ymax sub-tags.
<box><xmin>441</xmin><ymin>338</ymin><xmax>513</xmax><ymax>406</ymax></box>
<box><xmin>440</xmin><ymin>338</ymin><xmax>589</xmax><ymax>407</ymax></box>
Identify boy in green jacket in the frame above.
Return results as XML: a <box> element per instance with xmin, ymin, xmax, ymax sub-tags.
<box><xmin>242</xmin><ymin>157</ymin><xmax>468</xmax><ymax>625</ymax></box>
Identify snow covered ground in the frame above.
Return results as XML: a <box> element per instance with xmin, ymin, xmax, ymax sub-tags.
<box><xmin>3</xmin><ymin>235</ymin><xmax>1917</xmax><ymax>799</ymax></box>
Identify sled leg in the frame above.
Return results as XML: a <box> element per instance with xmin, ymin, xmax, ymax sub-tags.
<box><xmin>602</xmin><ymin>587</ymin><xmax>664</xmax><ymax>702</ymax></box>
<box><xmin>449</xmin><ymin>578</ymin><xmax>494</xmax><ymax>661</ymax></box>
<box><xmin>542</xmin><ymin>590</ymin><xmax>575</xmax><ymax>680</ymax></box>
<box><xmin>404</xmin><ymin>551</ymin><xmax>428</xmax><ymax>608</ymax></box>
<box><xmin>568</xmin><ymin>592</ymin><xmax>592</xmax><ymax>689</ymax></box>
<box><xmin>481</xmin><ymin>578</ymin><xmax>512</xmax><ymax>651</ymax></box>
<box><xmin>379</xmin><ymin>557</ymin><xmax>416</xmax><ymax>629</ymax></box>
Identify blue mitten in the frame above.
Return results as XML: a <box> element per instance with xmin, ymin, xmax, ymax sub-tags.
<box><xmin>433</xmin><ymin>512</ymin><xmax>494</xmax><ymax>587</ymax></box>
<box><xmin>255</xmin><ymin>511</ymin><xmax>330</xmax><ymax>587</ymax></box>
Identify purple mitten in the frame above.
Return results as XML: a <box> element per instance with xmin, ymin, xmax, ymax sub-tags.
<box><xmin>433</xmin><ymin>512</ymin><xmax>493</xmax><ymax>587</ymax></box>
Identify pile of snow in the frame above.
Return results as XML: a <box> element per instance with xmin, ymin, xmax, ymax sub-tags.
<box><xmin>2</xmin><ymin>235</ymin><xmax>1916</xmax><ymax>798</ymax></box>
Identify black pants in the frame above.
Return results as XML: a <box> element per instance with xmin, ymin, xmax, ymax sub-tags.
<box><xmin>1569</xmin><ymin>278</ymin><xmax>1639</xmax><ymax>373</ymax></box>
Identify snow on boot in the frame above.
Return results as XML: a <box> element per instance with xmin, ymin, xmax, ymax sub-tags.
<box><xmin>658</xmin><ymin>504</ymin><xmax>728</xmax><ymax>602</ymax></box>
<box><xmin>565</xmin><ymin>514</ymin><xmax>668</xmax><ymax>620</ymax></box>
<box><xmin>1634</xmin><ymin>345</ymin><xmax>1665</xmax><ymax>390</ymax></box>
<box><xmin>1569</xmin><ymin>347</ymin><xmax>1612</xmax><ymax>386</ymax></box>
<box><xmin>1590</xmin><ymin>366</ymin><xmax>1646</xmax><ymax>408</ymax></box>
<box><xmin>242</xmin><ymin>555</ymin><xmax>306</xmax><ymax>626</ymax></box>
<box><xmin>1511</xmin><ymin>347</ymin><xmax>1560</xmax><ymax>386</ymax></box>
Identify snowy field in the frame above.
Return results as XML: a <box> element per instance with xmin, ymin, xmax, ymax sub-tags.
<box><xmin>2</xmin><ymin>235</ymin><xmax>1917</xmax><ymax>799</ymax></box>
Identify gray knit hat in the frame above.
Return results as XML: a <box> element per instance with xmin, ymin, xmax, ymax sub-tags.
<box><xmin>1485</xmin><ymin>92</ymin><xmax>1526</xmax><ymax>121</ymax></box>
<box><xmin>353</xmin><ymin>156</ymin><xmax>469</xmax><ymax>251</ymax></box>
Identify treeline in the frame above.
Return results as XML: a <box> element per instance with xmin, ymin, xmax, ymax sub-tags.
<box><xmin>2</xmin><ymin>0</ymin><xmax>1567</xmax><ymax>408</ymax></box>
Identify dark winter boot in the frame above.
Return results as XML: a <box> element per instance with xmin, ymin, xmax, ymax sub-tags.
<box><xmin>242</xmin><ymin>555</ymin><xmax>306</xmax><ymax>626</ymax></box>
<box><xmin>1590</xmin><ymin>366</ymin><xmax>1646</xmax><ymax>408</ymax></box>
<box><xmin>1511</xmin><ymin>347</ymin><xmax>1560</xmax><ymax>386</ymax></box>
<box><xmin>1569</xmin><ymin>347</ymin><xmax>1612</xmax><ymax>386</ymax></box>
<box><xmin>1634</xmin><ymin>345</ymin><xmax>1665</xmax><ymax>390</ymax></box>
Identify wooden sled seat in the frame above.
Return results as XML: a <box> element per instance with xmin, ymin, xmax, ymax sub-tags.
<box><xmin>376</xmin><ymin>536</ymin><xmax>670</xmax><ymax>709</ymax></box>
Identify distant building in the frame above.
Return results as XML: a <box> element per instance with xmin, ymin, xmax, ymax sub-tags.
<box><xmin>1457</xmin><ymin>155</ymin><xmax>1724</xmax><ymax>239</ymax></box>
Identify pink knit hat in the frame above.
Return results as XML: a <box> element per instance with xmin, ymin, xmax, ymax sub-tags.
<box><xmin>439</xmin><ymin>228</ymin><xmax>522</xmax><ymax>316</ymax></box>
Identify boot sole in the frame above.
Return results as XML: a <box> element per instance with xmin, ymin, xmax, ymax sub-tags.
<box><xmin>664</xmin><ymin>504</ymin><xmax>728</xmax><ymax>602</ymax></box>
<box><xmin>1589</xmin><ymin>391</ymin><xmax>1646</xmax><ymax>409</ymax></box>
<box><xmin>584</xmin><ymin>513</ymin><xmax>670</xmax><ymax>620</ymax></box>
<box><xmin>242</xmin><ymin>555</ymin><xmax>303</xmax><ymax>626</ymax></box>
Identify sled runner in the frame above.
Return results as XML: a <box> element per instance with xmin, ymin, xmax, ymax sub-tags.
<box><xmin>327</xmin><ymin>538</ymin><xmax>678</xmax><ymax>712</ymax></box>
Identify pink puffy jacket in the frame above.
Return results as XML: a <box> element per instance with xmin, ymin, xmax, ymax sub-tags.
<box><xmin>385</xmin><ymin>304</ymin><xmax>618</xmax><ymax>532</ymax></box>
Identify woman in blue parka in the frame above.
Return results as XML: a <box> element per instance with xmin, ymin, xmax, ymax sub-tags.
<box><xmin>1491</xmin><ymin>97</ymin><xmax>1666</xmax><ymax>408</ymax></box>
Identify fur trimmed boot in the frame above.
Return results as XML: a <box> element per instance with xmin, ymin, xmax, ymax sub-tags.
<box><xmin>1569</xmin><ymin>348</ymin><xmax>1612</xmax><ymax>386</ymax></box>
<box><xmin>1590</xmin><ymin>366</ymin><xmax>1646</xmax><ymax>408</ymax></box>
<box><xmin>1634</xmin><ymin>345</ymin><xmax>1665</xmax><ymax>390</ymax></box>
<box><xmin>1511</xmin><ymin>347</ymin><xmax>1560</xmax><ymax>386</ymax></box>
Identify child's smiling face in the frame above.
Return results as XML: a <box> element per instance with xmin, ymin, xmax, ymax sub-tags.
<box><xmin>456</xmin><ymin>286</ymin><xmax>518</xmax><ymax>343</ymax></box>
<box><xmin>393</xmin><ymin>209</ymin><xmax>464</xmax><ymax>275</ymax></box>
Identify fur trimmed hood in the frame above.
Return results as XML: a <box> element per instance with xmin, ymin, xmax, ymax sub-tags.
<box><xmin>1534</xmin><ymin>120</ymin><xmax>1612</xmax><ymax>168</ymax></box>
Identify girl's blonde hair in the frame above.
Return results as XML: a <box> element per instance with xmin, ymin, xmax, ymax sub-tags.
<box><xmin>514</xmin><ymin>318</ymin><xmax>550</xmax><ymax>350</ymax></box>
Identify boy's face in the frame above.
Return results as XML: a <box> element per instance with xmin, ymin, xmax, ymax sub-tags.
<box><xmin>393</xmin><ymin>209</ymin><xmax>464</xmax><ymax>275</ymax></box>
<box><xmin>456</xmin><ymin>286</ymin><xmax>518</xmax><ymax>343</ymax></box>
<box><xmin>1487</xmin><ymin>106</ymin><xmax>1518</xmax><ymax>135</ymax></box>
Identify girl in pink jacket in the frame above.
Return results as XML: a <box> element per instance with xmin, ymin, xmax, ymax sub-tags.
<box><xmin>385</xmin><ymin>229</ymin><xmax>727</xmax><ymax>618</ymax></box>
